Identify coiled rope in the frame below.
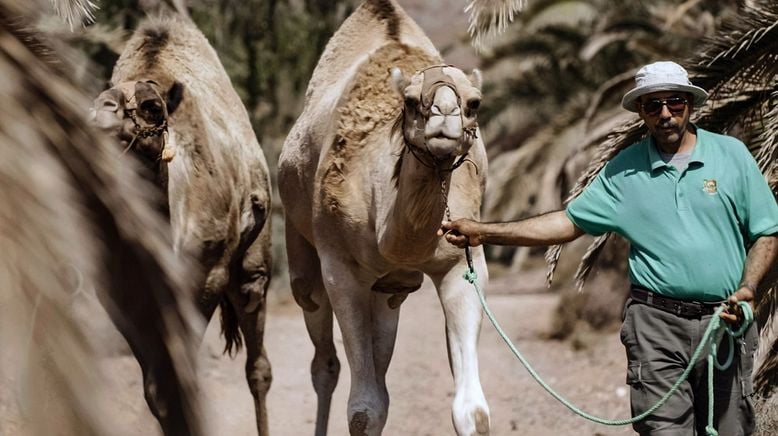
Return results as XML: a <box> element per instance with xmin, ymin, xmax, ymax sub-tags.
<box><xmin>462</xmin><ymin>247</ymin><xmax>753</xmax><ymax>435</ymax></box>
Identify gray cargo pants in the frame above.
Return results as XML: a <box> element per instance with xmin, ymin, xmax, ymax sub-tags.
<box><xmin>620</xmin><ymin>299</ymin><xmax>758</xmax><ymax>435</ymax></box>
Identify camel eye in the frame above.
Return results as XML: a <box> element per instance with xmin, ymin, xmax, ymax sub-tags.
<box><xmin>404</xmin><ymin>96</ymin><xmax>419</xmax><ymax>110</ymax></box>
<box><xmin>140</xmin><ymin>99</ymin><xmax>164</xmax><ymax>116</ymax></box>
<box><xmin>466</xmin><ymin>98</ymin><xmax>481</xmax><ymax>112</ymax></box>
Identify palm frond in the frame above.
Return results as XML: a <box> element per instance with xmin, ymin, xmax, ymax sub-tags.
<box><xmin>565</xmin><ymin>119</ymin><xmax>645</xmax><ymax>201</ymax></box>
<box><xmin>49</xmin><ymin>0</ymin><xmax>97</xmax><ymax>30</ymax></box>
<box><xmin>544</xmin><ymin>118</ymin><xmax>644</xmax><ymax>287</ymax></box>
<box><xmin>751</xmin><ymin>89</ymin><xmax>778</xmax><ymax>177</ymax></box>
<box><xmin>545</xmin><ymin>244</ymin><xmax>562</xmax><ymax>285</ymax></box>
<box><xmin>690</xmin><ymin>0</ymin><xmax>778</xmax><ymax>94</ymax></box>
<box><xmin>755</xmin><ymin>328</ymin><xmax>778</xmax><ymax>397</ymax></box>
<box><xmin>662</xmin><ymin>0</ymin><xmax>705</xmax><ymax>30</ymax></box>
<box><xmin>754</xmin><ymin>242</ymin><xmax>778</xmax><ymax>397</ymax></box>
<box><xmin>579</xmin><ymin>31</ymin><xmax>629</xmax><ymax>62</ymax></box>
<box><xmin>465</xmin><ymin>0</ymin><xmax>527</xmax><ymax>50</ymax></box>
<box><xmin>756</xmin><ymin>273</ymin><xmax>778</xmax><ymax>336</ymax></box>
<box><xmin>583</xmin><ymin>68</ymin><xmax>638</xmax><ymax>128</ymax></box>
<box><xmin>573</xmin><ymin>234</ymin><xmax>610</xmax><ymax>291</ymax></box>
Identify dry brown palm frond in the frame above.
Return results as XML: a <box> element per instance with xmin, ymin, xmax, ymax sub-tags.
<box><xmin>755</xmin><ymin>335</ymin><xmax>778</xmax><ymax>397</ymax></box>
<box><xmin>49</xmin><ymin>0</ymin><xmax>97</xmax><ymax>30</ymax></box>
<box><xmin>663</xmin><ymin>0</ymin><xmax>705</xmax><ymax>30</ymax></box>
<box><xmin>690</xmin><ymin>0</ymin><xmax>777</xmax><ymax>95</ymax></box>
<box><xmin>465</xmin><ymin>0</ymin><xmax>527</xmax><ymax>50</ymax></box>
<box><xmin>1</xmin><ymin>0</ymin><xmax>205</xmax><ymax>433</ymax></box>
<box><xmin>544</xmin><ymin>118</ymin><xmax>644</xmax><ymax>285</ymax></box>
<box><xmin>583</xmin><ymin>68</ymin><xmax>638</xmax><ymax>128</ymax></box>
<box><xmin>572</xmin><ymin>233</ymin><xmax>611</xmax><ymax>291</ymax></box>
<box><xmin>751</xmin><ymin>90</ymin><xmax>778</xmax><ymax>183</ymax></box>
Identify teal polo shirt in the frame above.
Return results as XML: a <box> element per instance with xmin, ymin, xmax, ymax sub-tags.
<box><xmin>566</xmin><ymin>127</ymin><xmax>778</xmax><ymax>301</ymax></box>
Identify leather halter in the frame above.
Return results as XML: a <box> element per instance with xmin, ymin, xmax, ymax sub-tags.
<box><xmin>116</xmin><ymin>80</ymin><xmax>170</xmax><ymax>159</ymax></box>
<box><xmin>403</xmin><ymin>65</ymin><xmax>478</xmax><ymax>173</ymax></box>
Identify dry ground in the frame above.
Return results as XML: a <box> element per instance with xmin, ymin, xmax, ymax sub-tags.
<box><xmin>2</xmin><ymin>266</ymin><xmax>633</xmax><ymax>436</ymax></box>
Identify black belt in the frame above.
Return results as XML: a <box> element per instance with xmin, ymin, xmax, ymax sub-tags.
<box><xmin>630</xmin><ymin>286</ymin><xmax>724</xmax><ymax>318</ymax></box>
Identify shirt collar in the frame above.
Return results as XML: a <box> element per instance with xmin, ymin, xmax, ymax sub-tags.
<box><xmin>647</xmin><ymin>124</ymin><xmax>705</xmax><ymax>172</ymax></box>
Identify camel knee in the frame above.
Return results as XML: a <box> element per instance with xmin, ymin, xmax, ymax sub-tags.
<box><xmin>290</xmin><ymin>276</ymin><xmax>320</xmax><ymax>312</ymax></box>
<box><xmin>311</xmin><ymin>352</ymin><xmax>340</xmax><ymax>395</ymax></box>
<box><xmin>246</xmin><ymin>354</ymin><xmax>272</xmax><ymax>399</ymax></box>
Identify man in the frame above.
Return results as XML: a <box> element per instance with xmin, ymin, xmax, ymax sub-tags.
<box><xmin>439</xmin><ymin>61</ymin><xmax>778</xmax><ymax>435</ymax></box>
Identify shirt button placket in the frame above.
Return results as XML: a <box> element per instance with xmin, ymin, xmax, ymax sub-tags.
<box><xmin>677</xmin><ymin>171</ymin><xmax>688</xmax><ymax>211</ymax></box>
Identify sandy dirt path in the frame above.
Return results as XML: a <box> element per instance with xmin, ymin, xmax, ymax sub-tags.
<box><xmin>88</xmin><ymin>271</ymin><xmax>634</xmax><ymax>436</ymax></box>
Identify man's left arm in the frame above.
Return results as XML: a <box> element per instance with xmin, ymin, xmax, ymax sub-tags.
<box><xmin>721</xmin><ymin>235</ymin><xmax>778</xmax><ymax>324</ymax></box>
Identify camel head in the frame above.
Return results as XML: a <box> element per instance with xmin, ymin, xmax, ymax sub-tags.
<box><xmin>391</xmin><ymin>65</ymin><xmax>482</xmax><ymax>163</ymax></box>
<box><xmin>92</xmin><ymin>80</ymin><xmax>184</xmax><ymax>162</ymax></box>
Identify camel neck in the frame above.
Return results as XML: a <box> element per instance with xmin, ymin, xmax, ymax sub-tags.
<box><xmin>133</xmin><ymin>152</ymin><xmax>171</xmax><ymax>219</ymax></box>
<box><xmin>378</xmin><ymin>151</ymin><xmax>452</xmax><ymax>263</ymax></box>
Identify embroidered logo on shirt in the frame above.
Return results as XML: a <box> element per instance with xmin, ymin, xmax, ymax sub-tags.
<box><xmin>703</xmin><ymin>179</ymin><xmax>717</xmax><ymax>195</ymax></box>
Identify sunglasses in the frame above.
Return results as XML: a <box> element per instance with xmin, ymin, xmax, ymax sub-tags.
<box><xmin>641</xmin><ymin>97</ymin><xmax>688</xmax><ymax>116</ymax></box>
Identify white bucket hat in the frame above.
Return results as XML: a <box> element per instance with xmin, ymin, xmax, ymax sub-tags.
<box><xmin>621</xmin><ymin>61</ymin><xmax>708</xmax><ymax>112</ymax></box>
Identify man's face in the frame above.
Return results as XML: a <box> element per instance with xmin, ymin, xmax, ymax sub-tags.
<box><xmin>637</xmin><ymin>91</ymin><xmax>692</xmax><ymax>147</ymax></box>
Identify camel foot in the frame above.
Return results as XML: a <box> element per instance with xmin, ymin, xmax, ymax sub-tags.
<box><xmin>349</xmin><ymin>410</ymin><xmax>369</xmax><ymax>436</ymax></box>
<box><xmin>474</xmin><ymin>408</ymin><xmax>489</xmax><ymax>435</ymax></box>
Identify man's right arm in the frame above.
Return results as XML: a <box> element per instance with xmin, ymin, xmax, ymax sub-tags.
<box><xmin>438</xmin><ymin>210</ymin><xmax>585</xmax><ymax>248</ymax></box>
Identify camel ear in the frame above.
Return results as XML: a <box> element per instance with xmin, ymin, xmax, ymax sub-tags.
<box><xmin>166</xmin><ymin>81</ymin><xmax>185</xmax><ymax>115</ymax></box>
<box><xmin>469</xmin><ymin>69</ymin><xmax>483</xmax><ymax>90</ymax></box>
<box><xmin>390</xmin><ymin>67</ymin><xmax>408</xmax><ymax>94</ymax></box>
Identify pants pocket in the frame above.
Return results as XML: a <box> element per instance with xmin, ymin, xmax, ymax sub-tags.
<box><xmin>626</xmin><ymin>361</ymin><xmax>642</xmax><ymax>387</ymax></box>
<box><xmin>739</xmin><ymin>322</ymin><xmax>758</xmax><ymax>398</ymax></box>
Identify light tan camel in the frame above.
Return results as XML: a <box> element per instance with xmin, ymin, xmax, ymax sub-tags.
<box><xmin>1</xmin><ymin>1</ymin><xmax>204</xmax><ymax>435</ymax></box>
<box><xmin>92</xmin><ymin>15</ymin><xmax>273</xmax><ymax>435</ymax></box>
<box><xmin>278</xmin><ymin>1</ymin><xmax>489</xmax><ymax>435</ymax></box>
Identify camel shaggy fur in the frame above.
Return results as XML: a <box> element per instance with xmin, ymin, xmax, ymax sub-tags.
<box><xmin>92</xmin><ymin>15</ymin><xmax>273</xmax><ymax>435</ymax></box>
<box><xmin>279</xmin><ymin>1</ymin><xmax>490</xmax><ymax>434</ymax></box>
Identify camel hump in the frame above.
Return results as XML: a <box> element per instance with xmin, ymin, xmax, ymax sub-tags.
<box><xmin>302</xmin><ymin>0</ymin><xmax>437</xmax><ymax>104</ymax></box>
<box><xmin>334</xmin><ymin>42</ymin><xmax>440</xmax><ymax>153</ymax></box>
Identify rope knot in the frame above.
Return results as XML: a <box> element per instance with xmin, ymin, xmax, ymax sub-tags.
<box><xmin>463</xmin><ymin>269</ymin><xmax>478</xmax><ymax>284</ymax></box>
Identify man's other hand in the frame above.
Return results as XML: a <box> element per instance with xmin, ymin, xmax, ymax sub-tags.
<box><xmin>719</xmin><ymin>285</ymin><xmax>755</xmax><ymax>326</ymax></box>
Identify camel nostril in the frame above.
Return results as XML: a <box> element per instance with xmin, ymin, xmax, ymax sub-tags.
<box><xmin>102</xmin><ymin>100</ymin><xmax>119</xmax><ymax>111</ymax></box>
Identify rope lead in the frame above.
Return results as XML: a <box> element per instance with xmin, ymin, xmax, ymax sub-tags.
<box><xmin>463</xmin><ymin>254</ymin><xmax>753</xmax><ymax>435</ymax></box>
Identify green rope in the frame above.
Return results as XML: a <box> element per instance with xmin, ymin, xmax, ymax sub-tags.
<box><xmin>462</xmin><ymin>257</ymin><xmax>753</xmax><ymax>435</ymax></box>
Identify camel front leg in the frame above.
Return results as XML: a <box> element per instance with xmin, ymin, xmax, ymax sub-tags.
<box><xmin>370</xmin><ymin>291</ymin><xmax>404</xmax><ymax>417</ymax></box>
<box><xmin>286</xmin><ymin>222</ymin><xmax>340</xmax><ymax>436</ymax></box>
<box><xmin>227</xmin><ymin>241</ymin><xmax>273</xmax><ymax>436</ymax></box>
<box><xmin>431</xmin><ymin>249</ymin><xmax>490</xmax><ymax>436</ymax></box>
<box><xmin>232</xmin><ymin>303</ymin><xmax>272</xmax><ymax>436</ymax></box>
<box><xmin>320</xmin><ymin>254</ymin><xmax>390</xmax><ymax>436</ymax></box>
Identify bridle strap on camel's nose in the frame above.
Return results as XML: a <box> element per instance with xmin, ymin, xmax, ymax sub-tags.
<box><xmin>116</xmin><ymin>80</ymin><xmax>174</xmax><ymax>162</ymax></box>
<box><xmin>404</xmin><ymin>65</ymin><xmax>476</xmax><ymax>174</ymax></box>
<box><xmin>419</xmin><ymin>65</ymin><xmax>461</xmax><ymax>117</ymax></box>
